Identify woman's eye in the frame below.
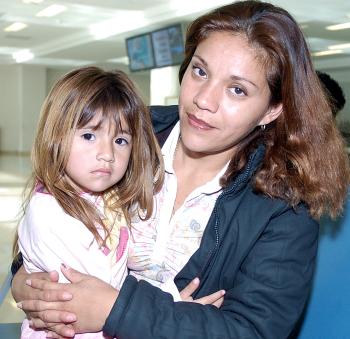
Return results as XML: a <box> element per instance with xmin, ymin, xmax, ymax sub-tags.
<box><xmin>230</xmin><ymin>87</ymin><xmax>246</xmax><ymax>96</ymax></box>
<box><xmin>193</xmin><ymin>66</ymin><xmax>207</xmax><ymax>78</ymax></box>
<box><xmin>82</xmin><ymin>133</ymin><xmax>95</xmax><ymax>141</ymax></box>
<box><xmin>115</xmin><ymin>137</ymin><xmax>129</xmax><ymax>146</ymax></box>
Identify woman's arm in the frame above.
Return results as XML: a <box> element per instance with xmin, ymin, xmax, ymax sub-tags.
<box><xmin>102</xmin><ymin>208</ymin><xmax>318</xmax><ymax>339</ymax></box>
<box><xmin>18</xmin><ymin>266</ymin><xmax>224</xmax><ymax>338</ymax></box>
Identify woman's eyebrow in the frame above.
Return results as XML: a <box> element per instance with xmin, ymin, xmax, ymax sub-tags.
<box><xmin>193</xmin><ymin>54</ymin><xmax>207</xmax><ymax>67</ymax></box>
<box><xmin>193</xmin><ymin>54</ymin><xmax>258</xmax><ymax>88</ymax></box>
<box><xmin>230</xmin><ymin>75</ymin><xmax>258</xmax><ymax>88</ymax></box>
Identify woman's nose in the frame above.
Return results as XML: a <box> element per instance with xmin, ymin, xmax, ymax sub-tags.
<box><xmin>193</xmin><ymin>82</ymin><xmax>220</xmax><ymax>113</ymax></box>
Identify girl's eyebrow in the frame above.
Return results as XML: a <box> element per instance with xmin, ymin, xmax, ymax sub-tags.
<box><xmin>119</xmin><ymin>129</ymin><xmax>131</xmax><ymax>136</ymax></box>
<box><xmin>80</xmin><ymin>124</ymin><xmax>100</xmax><ymax>130</ymax></box>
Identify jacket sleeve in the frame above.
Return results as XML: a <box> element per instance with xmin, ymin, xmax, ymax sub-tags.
<box><xmin>103</xmin><ymin>206</ymin><xmax>319</xmax><ymax>339</ymax></box>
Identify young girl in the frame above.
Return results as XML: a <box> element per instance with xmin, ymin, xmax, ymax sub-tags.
<box><xmin>14</xmin><ymin>66</ymin><xmax>164</xmax><ymax>338</ymax></box>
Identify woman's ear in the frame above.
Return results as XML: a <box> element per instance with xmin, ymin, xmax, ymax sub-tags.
<box><xmin>259</xmin><ymin>103</ymin><xmax>283</xmax><ymax>126</ymax></box>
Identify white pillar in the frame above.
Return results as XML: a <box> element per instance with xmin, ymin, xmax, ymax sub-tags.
<box><xmin>150</xmin><ymin>65</ymin><xmax>180</xmax><ymax>105</ymax></box>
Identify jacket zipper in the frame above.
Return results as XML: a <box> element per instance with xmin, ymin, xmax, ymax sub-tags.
<box><xmin>197</xmin><ymin>156</ymin><xmax>254</xmax><ymax>279</ymax></box>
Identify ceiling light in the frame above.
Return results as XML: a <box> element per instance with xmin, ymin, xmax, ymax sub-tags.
<box><xmin>326</xmin><ymin>22</ymin><xmax>350</xmax><ymax>31</ymax></box>
<box><xmin>12</xmin><ymin>49</ymin><xmax>34</xmax><ymax>63</ymax></box>
<box><xmin>107</xmin><ymin>56</ymin><xmax>129</xmax><ymax>65</ymax></box>
<box><xmin>22</xmin><ymin>0</ymin><xmax>44</xmax><ymax>3</ymax></box>
<box><xmin>89</xmin><ymin>13</ymin><xmax>147</xmax><ymax>40</ymax></box>
<box><xmin>328</xmin><ymin>43</ymin><xmax>350</xmax><ymax>50</ymax></box>
<box><xmin>4</xmin><ymin>22</ymin><xmax>27</xmax><ymax>32</ymax></box>
<box><xmin>36</xmin><ymin>4</ymin><xmax>67</xmax><ymax>17</ymax></box>
<box><xmin>312</xmin><ymin>50</ymin><xmax>343</xmax><ymax>57</ymax></box>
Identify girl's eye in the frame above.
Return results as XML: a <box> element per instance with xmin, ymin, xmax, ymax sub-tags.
<box><xmin>82</xmin><ymin>133</ymin><xmax>95</xmax><ymax>141</ymax></box>
<box><xmin>229</xmin><ymin>87</ymin><xmax>246</xmax><ymax>96</ymax></box>
<box><xmin>192</xmin><ymin>65</ymin><xmax>207</xmax><ymax>78</ymax></box>
<box><xmin>115</xmin><ymin>137</ymin><xmax>129</xmax><ymax>146</ymax></box>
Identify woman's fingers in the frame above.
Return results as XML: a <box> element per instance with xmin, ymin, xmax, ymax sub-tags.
<box><xmin>211</xmin><ymin>296</ymin><xmax>224</xmax><ymax>308</ymax></box>
<box><xmin>29</xmin><ymin>309</ymin><xmax>76</xmax><ymax>325</ymax></box>
<box><xmin>45</xmin><ymin>324</ymin><xmax>75</xmax><ymax>338</ymax></box>
<box><xmin>179</xmin><ymin>277</ymin><xmax>200</xmax><ymax>301</ymax></box>
<box><xmin>179</xmin><ymin>277</ymin><xmax>225</xmax><ymax>307</ymax></box>
<box><xmin>193</xmin><ymin>289</ymin><xmax>226</xmax><ymax>307</ymax></box>
<box><xmin>26</xmin><ymin>279</ymin><xmax>72</xmax><ymax>301</ymax></box>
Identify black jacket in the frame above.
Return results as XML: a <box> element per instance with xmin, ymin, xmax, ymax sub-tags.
<box><xmin>103</xmin><ymin>106</ymin><xmax>319</xmax><ymax>339</ymax></box>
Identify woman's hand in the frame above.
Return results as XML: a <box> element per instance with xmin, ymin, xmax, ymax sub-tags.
<box><xmin>180</xmin><ymin>277</ymin><xmax>225</xmax><ymax>308</ymax></box>
<box><xmin>17</xmin><ymin>264</ymin><xmax>118</xmax><ymax>338</ymax></box>
<box><xmin>11</xmin><ymin>265</ymin><xmax>59</xmax><ymax>302</ymax></box>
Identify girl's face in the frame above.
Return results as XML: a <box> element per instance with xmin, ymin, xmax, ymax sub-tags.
<box><xmin>178</xmin><ymin>31</ymin><xmax>282</xmax><ymax>159</ymax></box>
<box><xmin>65</xmin><ymin>113</ymin><xmax>132</xmax><ymax>193</ymax></box>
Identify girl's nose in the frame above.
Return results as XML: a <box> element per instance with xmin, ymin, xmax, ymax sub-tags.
<box><xmin>96</xmin><ymin>141</ymin><xmax>115</xmax><ymax>162</ymax></box>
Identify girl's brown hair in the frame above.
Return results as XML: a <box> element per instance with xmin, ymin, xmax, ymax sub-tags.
<box><xmin>179</xmin><ymin>0</ymin><xmax>349</xmax><ymax>219</ymax></box>
<box><xmin>14</xmin><ymin>66</ymin><xmax>163</xmax><ymax>253</ymax></box>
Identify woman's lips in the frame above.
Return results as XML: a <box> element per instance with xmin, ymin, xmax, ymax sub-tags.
<box><xmin>187</xmin><ymin>113</ymin><xmax>214</xmax><ymax>130</ymax></box>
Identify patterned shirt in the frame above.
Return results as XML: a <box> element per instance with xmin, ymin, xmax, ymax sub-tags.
<box><xmin>128</xmin><ymin>122</ymin><xmax>227</xmax><ymax>287</ymax></box>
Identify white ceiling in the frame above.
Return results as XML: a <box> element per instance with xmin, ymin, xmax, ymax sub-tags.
<box><xmin>0</xmin><ymin>0</ymin><xmax>349</xmax><ymax>71</ymax></box>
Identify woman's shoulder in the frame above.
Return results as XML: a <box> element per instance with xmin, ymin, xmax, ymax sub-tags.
<box><xmin>221</xmin><ymin>183</ymin><xmax>318</xmax><ymax>233</ymax></box>
<box><xmin>150</xmin><ymin>105</ymin><xmax>179</xmax><ymax>134</ymax></box>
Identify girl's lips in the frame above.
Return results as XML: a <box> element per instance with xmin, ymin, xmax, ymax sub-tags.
<box><xmin>91</xmin><ymin>168</ymin><xmax>111</xmax><ymax>176</ymax></box>
<box><xmin>187</xmin><ymin>113</ymin><xmax>214</xmax><ymax>130</ymax></box>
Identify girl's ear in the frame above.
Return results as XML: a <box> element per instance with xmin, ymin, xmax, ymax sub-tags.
<box><xmin>258</xmin><ymin>103</ymin><xmax>283</xmax><ymax>127</ymax></box>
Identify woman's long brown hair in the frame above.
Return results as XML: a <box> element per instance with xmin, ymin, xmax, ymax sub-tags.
<box><xmin>179</xmin><ymin>0</ymin><xmax>349</xmax><ymax>219</ymax></box>
<box><xmin>13</xmin><ymin>66</ymin><xmax>163</xmax><ymax>256</ymax></box>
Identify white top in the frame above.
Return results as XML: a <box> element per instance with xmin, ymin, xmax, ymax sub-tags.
<box><xmin>18</xmin><ymin>190</ymin><xmax>130</xmax><ymax>338</ymax></box>
<box><xmin>18</xmin><ymin>191</ymin><xmax>128</xmax><ymax>288</ymax></box>
<box><xmin>128</xmin><ymin>122</ymin><xmax>227</xmax><ymax>290</ymax></box>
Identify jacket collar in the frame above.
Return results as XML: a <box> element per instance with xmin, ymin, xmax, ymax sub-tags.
<box><xmin>223</xmin><ymin>144</ymin><xmax>266</xmax><ymax>195</ymax></box>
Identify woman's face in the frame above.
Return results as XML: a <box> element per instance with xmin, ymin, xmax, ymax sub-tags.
<box><xmin>178</xmin><ymin>31</ymin><xmax>282</xmax><ymax>157</ymax></box>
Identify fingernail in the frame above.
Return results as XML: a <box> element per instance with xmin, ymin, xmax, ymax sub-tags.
<box><xmin>221</xmin><ymin>290</ymin><xmax>226</xmax><ymax>295</ymax></box>
<box><xmin>62</xmin><ymin>291</ymin><xmax>73</xmax><ymax>300</ymax></box>
<box><xmin>61</xmin><ymin>263</ymin><xmax>70</xmax><ymax>270</ymax></box>
<box><xmin>16</xmin><ymin>302</ymin><xmax>22</xmax><ymax>309</ymax></box>
<box><xmin>65</xmin><ymin>314</ymin><xmax>77</xmax><ymax>322</ymax></box>
<box><xmin>25</xmin><ymin>279</ymin><xmax>32</xmax><ymax>286</ymax></box>
<box><xmin>193</xmin><ymin>277</ymin><xmax>200</xmax><ymax>285</ymax></box>
<box><xmin>65</xmin><ymin>329</ymin><xmax>75</xmax><ymax>337</ymax></box>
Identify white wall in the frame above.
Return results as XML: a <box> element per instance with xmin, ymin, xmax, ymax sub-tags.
<box><xmin>0</xmin><ymin>64</ymin><xmax>46</xmax><ymax>153</ymax></box>
<box><xmin>0</xmin><ymin>64</ymin><xmax>153</xmax><ymax>153</ymax></box>
<box><xmin>1</xmin><ymin>62</ymin><xmax>350</xmax><ymax>154</ymax></box>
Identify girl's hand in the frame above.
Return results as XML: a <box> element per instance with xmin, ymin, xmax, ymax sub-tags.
<box><xmin>180</xmin><ymin>277</ymin><xmax>225</xmax><ymax>308</ymax></box>
<box><xmin>17</xmin><ymin>264</ymin><xmax>118</xmax><ymax>338</ymax></box>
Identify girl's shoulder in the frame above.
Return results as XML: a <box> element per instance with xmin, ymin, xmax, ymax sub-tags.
<box><xmin>25</xmin><ymin>191</ymin><xmax>79</xmax><ymax>231</ymax></box>
<box><xmin>28</xmin><ymin>190</ymin><xmax>62</xmax><ymax>213</ymax></box>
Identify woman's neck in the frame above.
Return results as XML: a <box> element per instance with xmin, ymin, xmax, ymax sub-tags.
<box><xmin>172</xmin><ymin>140</ymin><xmax>234</xmax><ymax>212</ymax></box>
<box><xmin>173</xmin><ymin>139</ymin><xmax>233</xmax><ymax>179</ymax></box>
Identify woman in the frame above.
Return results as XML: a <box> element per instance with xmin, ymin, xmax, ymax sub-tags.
<box><xmin>12</xmin><ymin>1</ymin><xmax>349</xmax><ymax>338</ymax></box>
